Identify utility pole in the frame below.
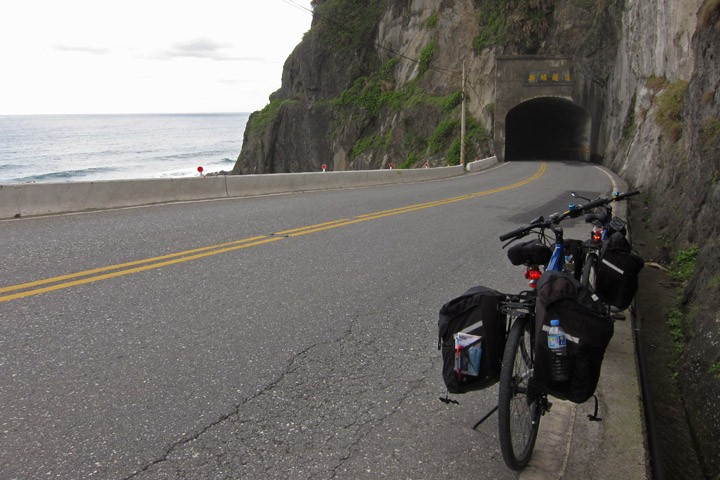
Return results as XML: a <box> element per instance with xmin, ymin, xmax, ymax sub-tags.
<box><xmin>460</xmin><ymin>60</ymin><xmax>466</xmax><ymax>167</ymax></box>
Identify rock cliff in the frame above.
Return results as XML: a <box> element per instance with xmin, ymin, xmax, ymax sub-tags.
<box><xmin>232</xmin><ymin>1</ymin><xmax>720</xmax><ymax>476</ymax></box>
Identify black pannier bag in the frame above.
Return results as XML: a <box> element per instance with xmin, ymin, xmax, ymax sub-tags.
<box><xmin>533</xmin><ymin>271</ymin><xmax>614</xmax><ymax>404</ymax></box>
<box><xmin>595</xmin><ymin>232</ymin><xmax>644</xmax><ymax>309</ymax></box>
<box><xmin>438</xmin><ymin>286</ymin><xmax>505</xmax><ymax>394</ymax></box>
<box><xmin>507</xmin><ymin>239</ymin><xmax>552</xmax><ymax>266</ymax></box>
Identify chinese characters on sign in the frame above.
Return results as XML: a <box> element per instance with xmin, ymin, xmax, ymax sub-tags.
<box><xmin>526</xmin><ymin>70</ymin><xmax>573</xmax><ymax>85</ymax></box>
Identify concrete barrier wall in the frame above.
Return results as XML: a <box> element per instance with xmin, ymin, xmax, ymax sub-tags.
<box><xmin>0</xmin><ymin>165</ymin><xmax>465</xmax><ymax>219</ymax></box>
<box><xmin>465</xmin><ymin>156</ymin><xmax>498</xmax><ymax>172</ymax></box>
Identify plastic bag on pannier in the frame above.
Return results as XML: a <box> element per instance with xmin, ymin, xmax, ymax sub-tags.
<box><xmin>533</xmin><ymin>271</ymin><xmax>613</xmax><ymax>404</ymax></box>
<box><xmin>438</xmin><ymin>286</ymin><xmax>505</xmax><ymax>394</ymax></box>
<box><xmin>595</xmin><ymin>232</ymin><xmax>644</xmax><ymax>310</ymax></box>
<box><xmin>507</xmin><ymin>239</ymin><xmax>552</xmax><ymax>266</ymax></box>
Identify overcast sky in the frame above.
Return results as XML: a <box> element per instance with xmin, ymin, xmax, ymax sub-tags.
<box><xmin>0</xmin><ymin>0</ymin><xmax>313</xmax><ymax>115</ymax></box>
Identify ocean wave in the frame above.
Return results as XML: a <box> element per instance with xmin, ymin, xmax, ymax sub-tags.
<box><xmin>14</xmin><ymin>166</ymin><xmax>118</xmax><ymax>183</ymax></box>
<box><xmin>156</xmin><ymin>150</ymin><xmax>231</xmax><ymax>161</ymax></box>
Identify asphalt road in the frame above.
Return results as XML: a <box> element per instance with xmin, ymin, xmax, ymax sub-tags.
<box><xmin>0</xmin><ymin>161</ymin><xmax>616</xmax><ymax>479</ymax></box>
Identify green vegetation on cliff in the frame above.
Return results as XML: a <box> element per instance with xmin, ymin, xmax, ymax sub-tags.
<box><xmin>473</xmin><ymin>0</ymin><xmax>555</xmax><ymax>53</ymax></box>
<box><xmin>332</xmin><ymin>50</ymin><xmax>484</xmax><ymax>167</ymax></box>
<box><xmin>313</xmin><ymin>0</ymin><xmax>385</xmax><ymax>52</ymax></box>
<box><xmin>248</xmin><ymin>99</ymin><xmax>298</xmax><ymax>137</ymax></box>
<box><xmin>656</xmin><ymin>80</ymin><xmax>689</xmax><ymax>143</ymax></box>
<box><xmin>666</xmin><ymin>246</ymin><xmax>700</xmax><ymax>371</ymax></box>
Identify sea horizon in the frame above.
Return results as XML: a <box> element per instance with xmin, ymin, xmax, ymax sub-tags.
<box><xmin>0</xmin><ymin>111</ymin><xmax>248</xmax><ymax>117</ymax></box>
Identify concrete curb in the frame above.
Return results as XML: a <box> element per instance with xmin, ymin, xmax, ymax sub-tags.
<box><xmin>0</xmin><ymin>165</ymin><xmax>464</xmax><ymax>219</ymax></box>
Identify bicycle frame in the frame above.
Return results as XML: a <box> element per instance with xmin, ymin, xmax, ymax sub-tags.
<box><xmin>546</xmin><ymin>224</ymin><xmax>566</xmax><ymax>272</ymax></box>
<box><xmin>518</xmin><ymin>223</ymin><xmax>569</xmax><ymax>289</ymax></box>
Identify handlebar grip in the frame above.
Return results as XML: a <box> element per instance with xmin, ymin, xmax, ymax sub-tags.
<box><xmin>615</xmin><ymin>189</ymin><xmax>640</xmax><ymax>200</ymax></box>
<box><xmin>579</xmin><ymin>197</ymin><xmax>608</xmax><ymax>211</ymax></box>
<box><xmin>499</xmin><ymin>226</ymin><xmax>529</xmax><ymax>242</ymax></box>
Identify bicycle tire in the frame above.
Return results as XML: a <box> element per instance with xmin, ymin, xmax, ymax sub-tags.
<box><xmin>498</xmin><ymin>315</ymin><xmax>541</xmax><ymax>470</ymax></box>
<box><xmin>582</xmin><ymin>252</ymin><xmax>599</xmax><ymax>292</ymax></box>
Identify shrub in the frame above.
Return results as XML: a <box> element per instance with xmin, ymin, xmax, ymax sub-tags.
<box><xmin>473</xmin><ymin>0</ymin><xmax>554</xmax><ymax>53</ymax></box>
<box><xmin>350</xmin><ymin>133</ymin><xmax>390</xmax><ymax>158</ymax></box>
<box><xmin>428</xmin><ymin>119</ymin><xmax>459</xmax><ymax>154</ymax></box>
<box><xmin>442</xmin><ymin>92</ymin><xmax>464</xmax><ymax>113</ymax></box>
<box><xmin>313</xmin><ymin>0</ymin><xmax>384</xmax><ymax>52</ymax></box>
<box><xmin>446</xmin><ymin>118</ymin><xmax>490</xmax><ymax>165</ymax></box>
<box><xmin>248</xmin><ymin>99</ymin><xmax>297</xmax><ymax>136</ymax></box>
<box><xmin>710</xmin><ymin>361</ymin><xmax>720</xmax><ymax>379</ymax></box>
<box><xmin>654</xmin><ymin>80</ymin><xmax>688</xmax><ymax>143</ymax></box>
<box><xmin>419</xmin><ymin>41</ymin><xmax>436</xmax><ymax>75</ymax></box>
<box><xmin>666</xmin><ymin>246</ymin><xmax>700</xmax><ymax>371</ymax></box>
<box><xmin>670</xmin><ymin>245</ymin><xmax>699</xmax><ymax>282</ymax></box>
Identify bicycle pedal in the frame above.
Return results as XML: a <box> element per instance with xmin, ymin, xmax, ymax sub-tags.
<box><xmin>612</xmin><ymin>313</ymin><xmax>626</xmax><ymax>321</ymax></box>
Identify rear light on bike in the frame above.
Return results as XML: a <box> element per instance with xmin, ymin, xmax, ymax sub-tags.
<box><xmin>525</xmin><ymin>266</ymin><xmax>543</xmax><ymax>289</ymax></box>
<box><xmin>592</xmin><ymin>226</ymin><xmax>603</xmax><ymax>242</ymax></box>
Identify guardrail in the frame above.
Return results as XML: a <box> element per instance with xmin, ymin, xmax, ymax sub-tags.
<box><xmin>0</xmin><ymin>165</ymin><xmax>466</xmax><ymax>219</ymax></box>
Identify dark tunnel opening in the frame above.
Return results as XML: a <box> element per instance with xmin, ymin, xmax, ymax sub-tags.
<box><xmin>505</xmin><ymin>97</ymin><xmax>590</xmax><ymax>161</ymax></box>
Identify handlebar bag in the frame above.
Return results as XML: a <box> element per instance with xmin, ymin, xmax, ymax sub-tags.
<box><xmin>533</xmin><ymin>271</ymin><xmax>613</xmax><ymax>404</ymax></box>
<box><xmin>438</xmin><ymin>286</ymin><xmax>505</xmax><ymax>394</ymax></box>
<box><xmin>607</xmin><ymin>216</ymin><xmax>627</xmax><ymax>237</ymax></box>
<box><xmin>595</xmin><ymin>232</ymin><xmax>644</xmax><ymax>309</ymax></box>
<box><xmin>507</xmin><ymin>240</ymin><xmax>552</xmax><ymax>266</ymax></box>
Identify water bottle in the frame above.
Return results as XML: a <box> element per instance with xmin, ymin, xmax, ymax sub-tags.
<box><xmin>547</xmin><ymin>319</ymin><xmax>569</xmax><ymax>383</ymax></box>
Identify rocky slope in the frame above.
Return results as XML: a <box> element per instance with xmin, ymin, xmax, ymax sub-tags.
<box><xmin>231</xmin><ymin>1</ymin><xmax>720</xmax><ymax>477</ymax></box>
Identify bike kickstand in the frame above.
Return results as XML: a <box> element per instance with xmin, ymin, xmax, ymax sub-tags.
<box><xmin>587</xmin><ymin>395</ymin><xmax>603</xmax><ymax>422</ymax></box>
<box><xmin>472</xmin><ymin>405</ymin><xmax>498</xmax><ymax>430</ymax></box>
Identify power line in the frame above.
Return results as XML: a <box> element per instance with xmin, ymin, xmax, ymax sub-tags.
<box><xmin>277</xmin><ymin>0</ymin><xmax>464</xmax><ymax>82</ymax></box>
<box><xmin>278</xmin><ymin>0</ymin><xmax>313</xmax><ymax>16</ymax></box>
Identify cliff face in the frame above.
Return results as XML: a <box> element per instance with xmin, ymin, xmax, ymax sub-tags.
<box><xmin>233</xmin><ymin>1</ymin><xmax>720</xmax><ymax>476</ymax></box>
<box><xmin>233</xmin><ymin>0</ymin><xmax>494</xmax><ymax>174</ymax></box>
<box><xmin>232</xmin><ymin>0</ymin><xmax>626</xmax><ymax>174</ymax></box>
<box><xmin>602</xmin><ymin>2</ymin><xmax>719</xmax><ymax>476</ymax></box>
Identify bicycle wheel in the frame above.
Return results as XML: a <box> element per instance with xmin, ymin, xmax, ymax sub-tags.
<box><xmin>498</xmin><ymin>315</ymin><xmax>541</xmax><ymax>470</ymax></box>
<box><xmin>582</xmin><ymin>252</ymin><xmax>599</xmax><ymax>291</ymax></box>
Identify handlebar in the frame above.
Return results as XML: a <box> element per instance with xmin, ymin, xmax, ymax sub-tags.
<box><xmin>498</xmin><ymin>190</ymin><xmax>640</xmax><ymax>242</ymax></box>
<box><xmin>499</xmin><ymin>220</ymin><xmax>548</xmax><ymax>242</ymax></box>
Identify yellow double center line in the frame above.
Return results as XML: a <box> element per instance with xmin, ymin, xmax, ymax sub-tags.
<box><xmin>1</xmin><ymin>162</ymin><xmax>546</xmax><ymax>303</ymax></box>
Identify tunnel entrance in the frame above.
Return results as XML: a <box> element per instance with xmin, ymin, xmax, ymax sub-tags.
<box><xmin>504</xmin><ymin>97</ymin><xmax>590</xmax><ymax>161</ymax></box>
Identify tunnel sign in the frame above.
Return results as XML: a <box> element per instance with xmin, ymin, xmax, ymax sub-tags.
<box><xmin>526</xmin><ymin>70</ymin><xmax>573</xmax><ymax>85</ymax></box>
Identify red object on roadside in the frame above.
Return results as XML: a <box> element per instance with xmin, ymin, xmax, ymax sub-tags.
<box><xmin>197</xmin><ymin>166</ymin><xmax>204</xmax><ymax>174</ymax></box>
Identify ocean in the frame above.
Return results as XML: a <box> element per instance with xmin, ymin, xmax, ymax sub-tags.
<box><xmin>0</xmin><ymin>113</ymin><xmax>249</xmax><ymax>184</ymax></box>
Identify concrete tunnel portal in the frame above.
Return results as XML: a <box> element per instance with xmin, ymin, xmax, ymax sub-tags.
<box><xmin>494</xmin><ymin>56</ymin><xmax>599</xmax><ymax>162</ymax></box>
<box><xmin>504</xmin><ymin>97</ymin><xmax>590</xmax><ymax>161</ymax></box>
